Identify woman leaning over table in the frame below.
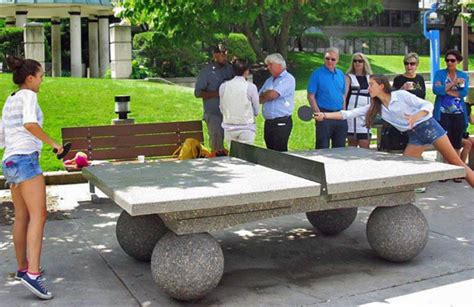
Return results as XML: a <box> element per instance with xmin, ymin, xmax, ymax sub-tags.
<box><xmin>313</xmin><ymin>74</ymin><xmax>474</xmax><ymax>188</ymax></box>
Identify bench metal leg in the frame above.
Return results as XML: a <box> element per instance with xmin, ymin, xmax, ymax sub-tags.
<box><xmin>89</xmin><ymin>182</ymin><xmax>99</xmax><ymax>203</ymax></box>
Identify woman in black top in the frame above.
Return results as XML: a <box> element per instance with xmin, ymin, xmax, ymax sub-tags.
<box><xmin>393</xmin><ymin>52</ymin><xmax>426</xmax><ymax>99</ymax></box>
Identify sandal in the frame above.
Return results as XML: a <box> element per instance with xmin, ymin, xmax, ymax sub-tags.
<box><xmin>453</xmin><ymin>178</ymin><xmax>463</xmax><ymax>183</ymax></box>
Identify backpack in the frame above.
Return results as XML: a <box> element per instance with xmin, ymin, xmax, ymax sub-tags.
<box><xmin>173</xmin><ymin>138</ymin><xmax>211</xmax><ymax>160</ymax></box>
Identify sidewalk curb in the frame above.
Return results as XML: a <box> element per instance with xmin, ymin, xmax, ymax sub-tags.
<box><xmin>0</xmin><ymin>171</ymin><xmax>87</xmax><ymax>189</ymax></box>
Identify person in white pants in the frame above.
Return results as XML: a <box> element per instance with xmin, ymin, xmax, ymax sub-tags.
<box><xmin>219</xmin><ymin>59</ymin><xmax>260</xmax><ymax>147</ymax></box>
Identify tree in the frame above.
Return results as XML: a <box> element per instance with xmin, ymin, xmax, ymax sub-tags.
<box><xmin>459</xmin><ymin>0</ymin><xmax>474</xmax><ymax>26</ymax></box>
<box><xmin>436</xmin><ymin>0</ymin><xmax>464</xmax><ymax>51</ymax></box>
<box><xmin>114</xmin><ymin>0</ymin><xmax>382</xmax><ymax>59</ymax></box>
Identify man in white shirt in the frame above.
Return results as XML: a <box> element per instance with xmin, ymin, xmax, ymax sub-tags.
<box><xmin>219</xmin><ymin>59</ymin><xmax>259</xmax><ymax>147</ymax></box>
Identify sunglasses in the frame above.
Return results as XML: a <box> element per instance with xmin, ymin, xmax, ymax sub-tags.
<box><xmin>353</xmin><ymin>59</ymin><xmax>364</xmax><ymax>64</ymax></box>
<box><xmin>404</xmin><ymin>62</ymin><xmax>417</xmax><ymax>66</ymax></box>
<box><xmin>445</xmin><ymin>58</ymin><xmax>457</xmax><ymax>63</ymax></box>
<box><xmin>325</xmin><ymin>57</ymin><xmax>337</xmax><ymax>62</ymax></box>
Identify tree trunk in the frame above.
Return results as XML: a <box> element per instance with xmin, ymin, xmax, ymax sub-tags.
<box><xmin>276</xmin><ymin>4</ymin><xmax>296</xmax><ymax>59</ymax></box>
<box><xmin>256</xmin><ymin>14</ymin><xmax>275</xmax><ymax>54</ymax></box>
<box><xmin>297</xmin><ymin>35</ymin><xmax>303</xmax><ymax>51</ymax></box>
<box><xmin>236</xmin><ymin>24</ymin><xmax>265</xmax><ymax>61</ymax></box>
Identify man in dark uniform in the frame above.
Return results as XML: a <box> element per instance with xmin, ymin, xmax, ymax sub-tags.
<box><xmin>194</xmin><ymin>44</ymin><xmax>234</xmax><ymax>151</ymax></box>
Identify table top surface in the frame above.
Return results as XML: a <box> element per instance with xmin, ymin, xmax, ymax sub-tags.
<box><xmin>82</xmin><ymin>147</ymin><xmax>464</xmax><ymax>215</ymax></box>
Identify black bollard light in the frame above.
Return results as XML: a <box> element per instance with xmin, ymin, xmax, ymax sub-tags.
<box><xmin>112</xmin><ymin>95</ymin><xmax>135</xmax><ymax>125</ymax></box>
<box><xmin>115</xmin><ymin>95</ymin><xmax>131</xmax><ymax>119</ymax></box>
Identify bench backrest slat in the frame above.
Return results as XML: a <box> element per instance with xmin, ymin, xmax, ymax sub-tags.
<box><xmin>64</xmin><ymin>131</ymin><xmax>204</xmax><ymax>151</ymax></box>
<box><xmin>61</xmin><ymin>121</ymin><xmax>203</xmax><ymax>161</ymax></box>
<box><xmin>62</xmin><ymin>121</ymin><xmax>202</xmax><ymax>138</ymax></box>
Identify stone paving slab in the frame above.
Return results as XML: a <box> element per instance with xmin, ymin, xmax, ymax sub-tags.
<box><xmin>1</xmin><ymin>180</ymin><xmax>473</xmax><ymax>306</ymax></box>
<box><xmin>0</xmin><ymin>218</ymin><xmax>138</xmax><ymax>306</ymax></box>
<box><xmin>291</xmin><ymin>148</ymin><xmax>465</xmax><ymax>194</ymax></box>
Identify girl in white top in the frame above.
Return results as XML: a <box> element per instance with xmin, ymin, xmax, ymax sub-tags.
<box><xmin>314</xmin><ymin>74</ymin><xmax>474</xmax><ymax>188</ymax></box>
<box><xmin>1</xmin><ymin>56</ymin><xmax>64</xmax><ymax>300</ymax></box>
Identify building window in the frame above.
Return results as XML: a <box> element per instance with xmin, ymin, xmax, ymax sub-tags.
<box><xmin>380</xmin><ymin>11</ymin><xmax>390</xmax><ymax>27</ymax></box>
<box><xmin>402</xmin><ymin>11</ymin><xmax>412</xmax><ymax>27</ymax></box>
<box><xmin>390</xmin><ymin>11</ymin><xmax>401</xmax><ymax>27</ymax></box>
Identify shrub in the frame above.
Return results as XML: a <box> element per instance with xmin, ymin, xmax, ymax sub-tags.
<box><xmin>131</xmin><ymin>59</ymin><xmax>151</xmax><ymax>79</ymax></box>
<box><xmin>0</xmin><ymin>27</ymin><xmax>24</xmax><ymax>68</ymax></box>
<box><xmin>211</xmin><ymin>33</ymin><xmax>256</xmax><ymax>63</ymax></box>
<box><xmin>226</xmin><ymin>33</ymin><xmax>256</xmax><ymax>63</ymax></box>
<box><xmin>133</xmin><ymin>32</ymin><xmax>206</xmax><ymax>77</ymax></box>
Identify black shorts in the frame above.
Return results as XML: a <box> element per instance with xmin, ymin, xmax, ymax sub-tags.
<box><xmin>439</xmin><ymin>113</ymin><xmax>464</xmax><ymax>149</ymax></box>
<box><xmin>347</xmin><ymin>132</ymin><xmax>371</xmax><ymax>140</ymax></box>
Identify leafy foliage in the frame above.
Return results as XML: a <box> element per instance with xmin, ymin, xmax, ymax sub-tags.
<box><xmin>115</xmin><ymin>0</ymin><xmax>383</xmax><ymax>59</ymax></box>
<box><xmin>459</xmin><ymin>0</ymin><xmax>474</xmax><ymax>26</ymax></box>
<box><xmin>0</xmin><ymin>27</ymin><xmax>24</xmax><ymax>67</ymax></box>
<box><xmin>211</xmin><ymin>33</ymin><xmax>256</xmax><ymax>63</ymax></box>
<box><xmin>133</xmin><ymin>32</ymin><xmax>206</xmax><ymax>77</ymax></box>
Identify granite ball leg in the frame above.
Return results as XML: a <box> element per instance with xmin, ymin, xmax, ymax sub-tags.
<box><xmin>366</xmin><ymin>204</ymin><xmax>428</xmax><ymax>262</ymax></box>
<box><xmin>151</xmin><ymin>232</ymin><xmax>224</xmax><ymax>301</ymax></box>
<box><xmin>306</xmin><ymin>208</ymin><xmax>358</xmax><ymax>235</ymax></box>
<box><xmin>116</xmin><ymin>211</ymin><xmax>168</xmax><ymax>262</ymax></box>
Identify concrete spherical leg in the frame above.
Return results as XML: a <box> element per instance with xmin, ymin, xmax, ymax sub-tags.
<box><xmin>367</xmin><ymin>204</ymin><xmax>428</xmax><ymax>262</ymax></box>
<box><xmin>151</xmin><ymin>232</ymin><xmax>224</xmax><ymax>301</ymax></box>
<box><xmin>306</xmin><ymin>208</ymin><xmax>358</xmax><ymax>235</ymax></box>
<box><xmin>116</xmin><ymin>211</ymin><xmax>167</xmax><ymax>262</ymax></box>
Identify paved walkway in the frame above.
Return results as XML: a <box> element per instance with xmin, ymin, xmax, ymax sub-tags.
<box><xmin>1</xmin><ymin>179</ymin><xmax>473</xmax><ymax>306</ymax></box>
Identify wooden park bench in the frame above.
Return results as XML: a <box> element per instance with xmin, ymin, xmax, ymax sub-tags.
<box><xmin>61</xmin><ymin>120</ymin><xmax>204</xmax><ymax>201</ymax></box>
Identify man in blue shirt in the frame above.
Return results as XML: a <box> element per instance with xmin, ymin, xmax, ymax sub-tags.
<box><xmin>259</xmin><ymin>53</ymin><xmax>296</xmax><ymax>151</ymax></box>
<box><xmin>194</xmin><ymin>44</ymin><xmax>234</xmax><ymax>151</ymax></box>
<box><xmin>307</xmin><ymin>47</ymin><xmax>347</xmax><ymax>149</ymax></box>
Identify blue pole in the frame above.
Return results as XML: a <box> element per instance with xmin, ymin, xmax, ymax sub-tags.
<box><xmin>423</xmin><ymin>3</ymin><xmax>441</xmax><ymax>83</ymax></box>
<box><xmin>429</xmin><ymin>30</ymin><xmax>440</xmax><ymax>83</ymax></box>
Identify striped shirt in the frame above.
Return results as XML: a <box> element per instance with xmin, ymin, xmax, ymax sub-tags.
<box><xmin>2</xmin><ymin>89</ymin><xmax>43</xmax><ymax>161</ymax></box>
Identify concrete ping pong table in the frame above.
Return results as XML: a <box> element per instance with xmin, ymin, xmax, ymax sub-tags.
<box><xmin>82</xmin><ymin>142</ymin><xmax>465</xmax><ymax>301</ymax></box>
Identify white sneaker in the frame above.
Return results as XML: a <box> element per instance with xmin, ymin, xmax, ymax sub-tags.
<box><xmin>415</xmin><ymin>187</ymin><xmax>427</xmax><ymax>193</ymax></box>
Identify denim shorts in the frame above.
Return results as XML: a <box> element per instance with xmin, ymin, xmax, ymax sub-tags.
<box><xmin>407</xmin><ymin>117</ymin><xmax>447</xmax><ymax>146</ymax></box>
<box><xmin>2</xmin><ymin>152</ymin><xmax>42</xmax><ymax>184</ymax></box>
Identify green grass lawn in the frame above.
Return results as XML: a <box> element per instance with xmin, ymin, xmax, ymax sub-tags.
<box><xmin>0</xmin><ymin>53</ymin><xmax>473</xmax><ymax>172</ymax></box>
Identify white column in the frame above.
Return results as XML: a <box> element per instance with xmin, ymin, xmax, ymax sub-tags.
<box><xmin>15</xmin><ymin>11</ymin><xmax>28</xmax><ymax>27</ymax></box>
<box><xmin>51</xmin><ymin>18</ymin><xmax>62</xmax><ymax>77</ymax></box>
<box><xmin>24</xmin><ymin>22</ymin><xmax>45</xmax><ymax>68</ymax></box>
<box><xmin>69</xmin><ymin>12</ymin><xmax>82</xmax><ymax>77</ymax></box>
<box><xmin>110</xmin><ymin>23</ymin><xmax>132</xmax><ymax>79</ymax></box>
<box><xmin>6</xmin><ymin>16</ymin><xmax>16</xmax><ymax>27</ymax></box>
<box><xmin>98</xmin><ymin>15</ymin><xmax>110</xmax><ymax>77</ymax></box>
<box><xmin>88</xmin><ymin>17</ymin><xmax>99</xmax><ymax>78</ymax></box>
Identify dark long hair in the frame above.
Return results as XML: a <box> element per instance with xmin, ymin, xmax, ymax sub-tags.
<box><xmin>365</xmin><ymin>74</ymin><xmax>392</xmax><ymax>128</ymax></box>
<box><xmin>6</xmin><ymin>55</ymin><xmax>42</xmax><ymax>85</ymax></box>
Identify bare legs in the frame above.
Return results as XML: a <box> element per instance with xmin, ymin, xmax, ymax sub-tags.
<box><xmin>404</xmin><ymin>136</ymin><xmax>474</xmax><ymax>187</ymax></box>
<box><xmin>347</xmin><ymin>137</ymin><xmax>370</xmax><ymax>149</ymax></box>
<box><xmin>460</xmin><ymin>138</ymin><xmax>473</xmax><ymax>163</ymax></box>
<box><xmin>11</xmin><ymin>175</ymin><xmax>47</xmax><ymax>274</ymax></box>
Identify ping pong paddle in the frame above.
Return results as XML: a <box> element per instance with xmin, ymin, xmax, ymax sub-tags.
<box><xmin>298</xmin><ymin>105</ymin><xmax>314</xmax><ymax>122</ymax></box>
<box><xmin>53</xmin><ymin>142</ymin><xmax>72</xmax><ymax>160</ymax></box>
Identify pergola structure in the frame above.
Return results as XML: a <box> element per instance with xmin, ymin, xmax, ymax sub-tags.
<box><xmin>0</xmin><ymin>0</ymin><xmax>131</xmax><ymax>78</ymax></box>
